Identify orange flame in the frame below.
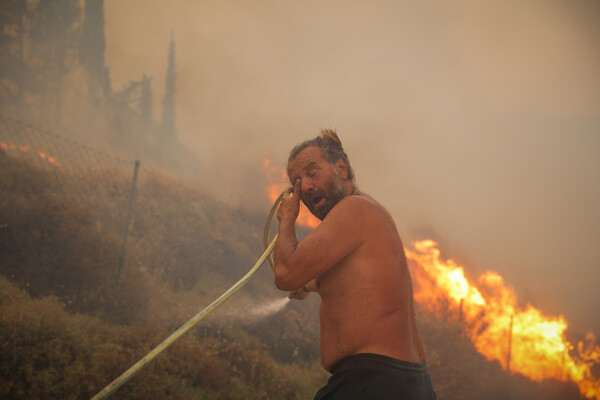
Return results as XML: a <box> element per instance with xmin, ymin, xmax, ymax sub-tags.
<box><xmin>1</xmin><ymin>141</ymin><xmax>63</xmax><ymax>170</ymax></box>
<box><xmin>406</xmin><ymin>240</ymin><xmax>600</xmax><ymax>399</ymax></box>
<box><xmin>263</xmin><ymin>152</ymin><xmax>320</xmax><ymax>229</ymax></box>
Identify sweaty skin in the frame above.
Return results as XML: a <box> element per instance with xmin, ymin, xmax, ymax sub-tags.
<box><xmin>274</xmin><ymin>146</ymin><xmax>426</xmax><ymax>371</ymax></box>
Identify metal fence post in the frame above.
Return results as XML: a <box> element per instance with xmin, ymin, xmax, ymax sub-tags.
<box><xmin>117</xmin><ymin>159</ymin><xmax>140</xmax><ymax>283</ymax></box>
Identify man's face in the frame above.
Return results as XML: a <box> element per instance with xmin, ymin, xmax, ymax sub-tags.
<box><xmin>287</xmin><ymin>146</ymin><xmax>347</xmax><ymax>220</ymax></box>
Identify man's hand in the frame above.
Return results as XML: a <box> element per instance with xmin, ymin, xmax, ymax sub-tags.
<box><xmin>288</xmin><ymin>286</ymin><xmax>310</xmax><ymax>300</ymax></box>
<box><xmin>277</xmin><ymin>179</ymin><xmax>302</xmax><ymax>223</ymax></box>
<box><xmin>287</xmin><ymin>280</ymin><xmax>317</xmax><ymax>300</ymax></box>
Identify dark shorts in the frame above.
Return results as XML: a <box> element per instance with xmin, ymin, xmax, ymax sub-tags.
<box><xmin>314</xmin><ymin>353</ymin><xmax>436</xmax><ymax>400</ymax></box>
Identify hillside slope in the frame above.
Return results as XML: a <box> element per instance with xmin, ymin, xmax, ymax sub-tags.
<box><xmin>0</xmin><ymin>156</ymin><xmax>584</xmax><ymax>399</ymax></box>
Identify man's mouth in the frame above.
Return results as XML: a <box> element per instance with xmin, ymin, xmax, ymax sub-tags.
<box><xmin>312</xmin><ymin>195</ymin><xmax>325</xmax><ymax>208</ymax></box>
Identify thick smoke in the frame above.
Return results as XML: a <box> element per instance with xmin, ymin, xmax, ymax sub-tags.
<box><xmin>106</xmin><ymin>0</ymin><xmax>600</xmax><ymax>335</ymax></box>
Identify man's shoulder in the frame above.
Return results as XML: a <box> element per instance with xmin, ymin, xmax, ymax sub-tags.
<box><xmin>330</xmin><ymin>193</ymin><xmax>368</xmax><ymax>211</ymax></box>
<box><xmin>340</xmin><ymin>192</ymin><xmax>383</xmax><ymax>211</ymax></box>
<box><xmin>329</xmin><ymin>193</ymin><xmax>386</xmax><ymax>221</ymax></box>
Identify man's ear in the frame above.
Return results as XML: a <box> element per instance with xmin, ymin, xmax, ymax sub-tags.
<box><xmin>335</xmin><ymin>159</ymin><xmax>348</xmax><ymax>180</ymax></box>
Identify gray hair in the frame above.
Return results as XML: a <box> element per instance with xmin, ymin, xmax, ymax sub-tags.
<box><xmin>288</xmin><ymin>129</ymin><xmax>355</xmax><ymax>182</ymax></box>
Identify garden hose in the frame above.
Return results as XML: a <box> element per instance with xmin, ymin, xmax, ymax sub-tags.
<box><xmin>264</xmin><ymin>186</ymin><xmax>288</xmax><ymax>270</ymax></box>
<box><xmin>91</xmin><ymin>186</ymin><xmax>290</xmax><ymax>400</ymax></box>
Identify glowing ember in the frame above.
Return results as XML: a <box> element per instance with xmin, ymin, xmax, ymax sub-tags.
<box><xmin>406</xmin><ymin>240</ymin><xmax>600</xmax><ymax>399</ymax></box>
<box><xmin>263</xmin><ymin>152</ymin><xmax>320</xmax><ymax>229</ymax></box>
<box><xmin>1</xmin><ymin>141</ymin><xmax>63</xmax><ymax>170</ymax></box>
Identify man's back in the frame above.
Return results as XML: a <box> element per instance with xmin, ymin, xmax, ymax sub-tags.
<box><xmin>312</xmin><ymin>193</ymin><xmax>426</xmax><ymax>370</ymax></box>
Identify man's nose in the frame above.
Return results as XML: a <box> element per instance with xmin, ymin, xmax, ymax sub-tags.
<box><xmin>301</xmin><ymin>179</ymin><xmax>314</xmax><ymax>193</ymax></box>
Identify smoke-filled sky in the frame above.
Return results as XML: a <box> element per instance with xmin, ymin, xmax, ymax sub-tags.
<box><xmin>104</xmin><ymin>0</ymin><xmax>600</xmax><ymax>335</ymax></box>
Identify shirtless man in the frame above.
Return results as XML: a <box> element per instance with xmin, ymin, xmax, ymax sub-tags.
<box><xmin>274</xmin><ymin>130</ymin><xmax>436</xmax><ymax>399</ymax></box>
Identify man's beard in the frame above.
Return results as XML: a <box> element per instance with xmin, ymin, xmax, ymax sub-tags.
<box><xmin>303</xmin><ymin>170</ymin><xmax>347</xmax><ymax>220</ymax></box>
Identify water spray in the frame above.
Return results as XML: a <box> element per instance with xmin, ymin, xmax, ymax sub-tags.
<box><xmin>91</xmin><ymin>186</ymin><xmax>289</xmax><ymax>400</ymax></box>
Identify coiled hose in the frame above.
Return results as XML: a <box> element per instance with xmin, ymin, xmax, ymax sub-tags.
<box><xmin>91</xmin><ymin>187</ymin><xmax>289</xmax><ymax>400</ymax></box>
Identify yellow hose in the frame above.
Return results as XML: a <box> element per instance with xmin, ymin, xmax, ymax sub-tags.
<box><xmin>264</xmin><ymin>186</ymin><xmax>287</xmax><ymax>270</ymax></box>
<box><xmin>91</xmin><ymin>187</ymin><xmax>288</xmax><ymax>400</ymax></box>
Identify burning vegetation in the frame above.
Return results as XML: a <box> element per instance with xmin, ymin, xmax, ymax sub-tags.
<box><xmin>406</xmin><ymin>240</ymin><xmax>600</xmax><ymax>399</ymax></box>
<box><xmin>1</xmin><ymin>141</ymin><xmax>63</xmax><ymax>170</ymax></box>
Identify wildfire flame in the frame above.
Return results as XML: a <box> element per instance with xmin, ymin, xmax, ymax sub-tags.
<box><xmin>263</xmin><ymin>152</ymin><xmax>320</xmax><ymax>229</ymax></box>
<box><xmin>1</xmin><ymin>141</ymin><xmax>63</xmax><ymax>170</ymax></box>
<box><xmin>406</xmin><ymin>240</ymin><xmax>600</xmax><ymax>399</ymax></box>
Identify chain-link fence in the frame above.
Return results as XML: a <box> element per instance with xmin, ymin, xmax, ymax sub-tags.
<box><xmin>1</xmin><ymin>114</ymin><xmax>137</xmax><ymax>225</ymax></box>
<box><xmin>0</xmin><ymin>115</ymin><xmax>157</xmax><ymax>278</ymax></box>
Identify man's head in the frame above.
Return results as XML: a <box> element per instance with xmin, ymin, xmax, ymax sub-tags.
<box><xmin>287</xmin><ymin>129</ymin><xmax>355</xmax><ymax>220</ymax></box>
<box><xmin>288</xmin><ymin>129</ymin><xmax>355</xmax><ymax>183</ymax></box>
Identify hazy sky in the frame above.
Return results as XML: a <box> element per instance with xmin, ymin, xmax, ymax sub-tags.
<box><xmin>105</xmin><ymin>0</ymin><xmax>600</xmax><ymax>335</ymax></box>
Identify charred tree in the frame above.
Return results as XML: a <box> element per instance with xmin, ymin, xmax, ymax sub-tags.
<box><xmin>79</xmin><ymin>0</ymin><xmax>111</xmax><ymax>108</ymax></box>
<box><xmin>158</xmin><ymin>35</ymin><xmax>178</xmax><ymax>145</ymax></box>
<box><xmin>27</xmin><ymin>0</ymin><xmax>81</xmax><ymax>124</ymax></box>
<box><xmin>139</xmin><ymin>73</ymin><xmax>153</xmax><ymax>128</ymax></box>
<box><xmin>0</xmin><ymin>1</ymin><xmax>28</xmax><ymax>112</ymax></box>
